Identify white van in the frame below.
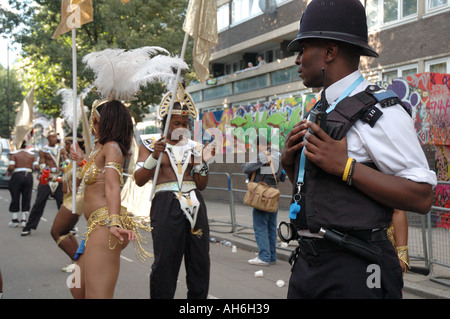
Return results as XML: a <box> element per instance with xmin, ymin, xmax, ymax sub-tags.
<box><xmin>0</xmin><ymin>138</ymin><xmax>11</xmax><ymax>188</ymax></box>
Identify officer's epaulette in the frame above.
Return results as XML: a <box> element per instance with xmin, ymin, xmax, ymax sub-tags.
<box><xmin>365</xmin><ymin>85</ymin><xmax>412</xmax><ymax>116</ymax></box>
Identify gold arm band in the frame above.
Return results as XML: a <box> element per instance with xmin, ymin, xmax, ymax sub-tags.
<box><xmin>107</xmin><ymin>214</ymin><xmax>122</xmax><ymax>228</ymax></box>
<box><xmin>397</xmin><ymin>246</ymin><xmax>410</xmax><ymax>272</ymax></box>
<box><xmin>55</xmin><ymin>233</ymin><xmax>72</xmax><ymax>246</ymax></box>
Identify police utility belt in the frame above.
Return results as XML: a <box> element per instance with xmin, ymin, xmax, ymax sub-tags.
<box><xmin>278</xmin><ymin>222</ymin><xmax>387</xmax><ymax>264</ymax></box>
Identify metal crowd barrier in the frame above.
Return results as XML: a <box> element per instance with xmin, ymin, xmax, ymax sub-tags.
<box><xmin>427</xmin><ymin>181</ymin><xmax>450</xmax><ymax>287</ymax></box>
<box><xmin>206</xmin><ymin>172</ymin><xmax>450</xmax><ymax>287</ymax></box>
<box><xmin>206</xmin><ymin>172</ymin><xmax>236</xmax><ymax>233</ymax></box>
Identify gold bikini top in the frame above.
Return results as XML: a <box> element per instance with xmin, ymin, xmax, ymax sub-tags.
<box><xmin>77</xmin><ymin>145</ymin><xmax>124</xmax><ymax>194</ymax></box>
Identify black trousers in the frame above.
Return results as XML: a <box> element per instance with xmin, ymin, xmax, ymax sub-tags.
<box><xmin>25</xmin><ymin>182</ymin><xmax>63</xmax><ymax>230</ymax></box>
<box><xmin>287</xmin><ymin>240</ymin><xmax>403</xmax><ymax>299</ymax></box>
<box><xmin>149</xmin><ymin>190</ymin><xmax>210</xmax><ymax>299</ymax></box>
<box><xmin>8</xmin><ymin>171</ymin><xmax>33</xmax><ymax>213</ymax></box>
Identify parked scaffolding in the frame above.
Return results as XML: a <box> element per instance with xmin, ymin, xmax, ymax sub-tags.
<box><xmin>206</xmin><ymin>173</ymin><xmax>450</xmax><ymax>288</ymax></box>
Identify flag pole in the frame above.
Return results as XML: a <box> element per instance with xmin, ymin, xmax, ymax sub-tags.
<box><xmin>71</xmin><ymin>28</ymin><xmax>78</xmax><ymax>214</ymax></box>
<box><xmin>148</xmin><ymin>31</ymin><xmax>190</xmax><ymax>202</ymax></box>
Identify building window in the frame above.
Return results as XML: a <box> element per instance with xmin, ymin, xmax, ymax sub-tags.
<box><xmin>203</xmin><ymin>83</ymin><xmax>233</xmax><ymax>101</ymax></box>
<box><xmin>381</xmin><ymin>64</ymin><xmax>418</xmax><ymax>82</ymax></box>
<box><xmin>425</xmin><ymin>57</ymin><xmax>450</xmax><ymax>73</ymax></box>
<box><xmin>190</xmin><ymin>91</ymin><xmax>202</xmax><ymax>103</ymax></box>
<box><xmin>270</xmin><ymin>66</ymin><xmax>299</xmax><ymax>86</ymax></box>
<box><xmin>233</xmin><ymin>75</ymin><xmax>267</xmax><ymax>94</ymax></box>
<box><xmin>232</xmin><ymin>0</ymin><xmax>263</xmax><ymax>25</ymax></box>
<box><xmin>428</xmin><ymin>0</ymin><xmax>448</xmax><ymax>10</ymax></box>
<box><xmin>218</xmin><ymin>3</ymin><xmax>230</xmax><ymax>31</ymax></box>
<box><xmin>403</xmin><ymin>0</ymin><xmax>418</xmax><ymax>15</ymax></box>
<box><xmin>366</xmin><ymin>0</ymin><xmax>417</xmax><ymax>28</ymax></box>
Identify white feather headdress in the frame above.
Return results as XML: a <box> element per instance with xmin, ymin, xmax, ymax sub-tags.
<box><xmin>33</xmin><ymin>116</ymin><xmax>54</xmax><ymax>137</ymax></box>
<box><xmin>82</xmin><ymin>46</ymin><xmax>188</xmax><ymax>101</ymax></box>
<box><xmin>58</xmin><ymin>86</ymin><xmax>91</xmax><ymax>129</ymax></box>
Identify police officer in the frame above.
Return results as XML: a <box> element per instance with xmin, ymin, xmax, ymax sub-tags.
<box><xmin>281</xmin><ymin>0</ymin><xmax>437</xmax><ymax>298</ymax></box>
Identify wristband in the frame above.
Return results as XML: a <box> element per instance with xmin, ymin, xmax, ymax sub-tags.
<box><xmin>191</xmin><ymin>162</ymin><xmax>209</xmax><ymax>176</ymax></box>
<box><xmin>143</xmin><ymin>155</ymin><xmax>158</xmax><ymax>170</ymax></box>
<box><xmin>346</xmin><ymin>159</ymin><xmax>356</xmax><ymax>185</ymax></box>
<box><xmin>397</xmin><ymin>246</ymin><xmax>410</xmax><ymax>272</ymax></box>
<box><xmin>342</xmin><ymin>157</ymin><xmax>354</xmax><ymax>182</ymax></box>
<box><xmin>107</xmin><ymin>214</ymin><xmax>122</xmax><ymax>229</ymax></box>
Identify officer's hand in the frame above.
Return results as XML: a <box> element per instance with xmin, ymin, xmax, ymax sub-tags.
<box><xmin>304</xmin><ymin>120</ymin><xmax>349</xmax><ymax>177</ymax></box>
<box><xmin>152</xmin><ymin>137</ymin><xmax>166</xmax><ymax>159</ymax></box>
<box><xmin>281</xmin><ymin>118</ymin><xmax>307</xmax><ymax>168</ymax></box>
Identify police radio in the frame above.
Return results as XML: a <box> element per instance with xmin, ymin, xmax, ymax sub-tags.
<box><xmin>308</xmin><ymin>68</ymin><xmax>328</xmax><ymax>134</ymax></box>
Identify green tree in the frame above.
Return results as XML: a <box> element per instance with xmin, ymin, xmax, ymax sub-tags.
<box><xmin>0</xmin><ymin>64</ymin><xmax>25</xmax><ymax>138</ymax></box>
<box><xmin>0</xmin><ymin>0</ymin><xmax>193</xmax><ymax>127</ymax></box>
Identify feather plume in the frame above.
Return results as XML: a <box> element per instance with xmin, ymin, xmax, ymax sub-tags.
<box><xmin>57</xmin><ymin>86</ymin><xmax>91</xmax><ymax>129</ymax></box>
<box><xmin>33</xmin><ymin>116</ymin><xmax>54</xmax><ymax>137</ymax></box>
<box><xmin>82</xmin><ymin>46</ymin><xmax>188</xmax><ymax>101</ymax></box>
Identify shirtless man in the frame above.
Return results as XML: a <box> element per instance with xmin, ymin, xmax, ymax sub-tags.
<box><xmin>134</xmin><ymin>84</ymin><xmax>215</xmax><ymax>299</ymax></box>
<box><xmin>22</xmin><ymin>130</ymin><xmax>69</xmax><ymax>236</ymax></box>
<box><xmin>7</xmin><ymin>142</ymin><xmax>39</xmax><ymax>227</ymax></box>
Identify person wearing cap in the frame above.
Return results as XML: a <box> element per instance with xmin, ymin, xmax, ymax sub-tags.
<box><xmin>281</xmin><ymin>0</ymin><xmax>436</xmax><ymax>298</ymax></box>
<box><xmin>22</xmin><ymin>130</ymin><xmax>68</xmax><ymax>236</ymax></box>
<box><xmin>7</xmin><ymin>142</ymin><xmax>39</xmax><ymax>228</ymax></box>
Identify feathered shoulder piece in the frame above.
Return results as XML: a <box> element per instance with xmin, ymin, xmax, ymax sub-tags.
<box><xmin>82</xmin><ymin>46</ymin><xmax>188</xmax><ymax>101</ymax></box>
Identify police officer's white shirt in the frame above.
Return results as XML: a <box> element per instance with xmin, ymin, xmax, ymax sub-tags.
<box><xmin>324</xmin><ymin>70</ymin><xmax>437</xmax><ymax>186</ymax></box>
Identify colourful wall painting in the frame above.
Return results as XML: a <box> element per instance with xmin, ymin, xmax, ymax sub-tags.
<box><xmin>200</xmin><ymin>93</ymin><xmax>318</xmax><ymax>152</ymax></box>
<box><xmin>377</xmin><ymin>73</ymin><xmax>450</xmax><ymax>221</ymax></box>
<box><xmin>377</xmin><ymin>72</ymin><xmax>450</xmax><ymax>147</ymax></box>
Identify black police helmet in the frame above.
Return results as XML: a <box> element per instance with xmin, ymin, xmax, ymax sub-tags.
<box><xmin>288</xmin><ymin>0</ymin><xmax>378</xmax><ymax>58</ymax></box>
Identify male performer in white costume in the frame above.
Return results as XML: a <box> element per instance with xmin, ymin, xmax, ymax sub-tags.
<box><xmin>134</xmin><ymin>82</ymin><xmax>215</xmax><ymax>299</ymax></box>
<box><xmin>22</xmin><ymin>130</ymin><xmax>69</xmax><ymax>236</ymax></box>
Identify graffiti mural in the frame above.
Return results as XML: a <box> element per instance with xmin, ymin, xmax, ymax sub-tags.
<box><xmin>200</xmin><ymin>94</ymin><xmax>318</xmax><ymax>152</ymax></box>
<box><xmin>378</xmin><ymin>72</ymin><xmax>450</xmax><ymax>146</ymax></box>
<box><xmin>380</xmin><ymin>73</ymin><xmax>450</xmax><ymax>223</ymax></box>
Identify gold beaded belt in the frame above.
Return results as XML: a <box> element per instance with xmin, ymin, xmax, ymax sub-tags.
<box><xmin>83</xmin><ymin>206</ymin><xmax>153</xmax><ymax>262</ymax></box>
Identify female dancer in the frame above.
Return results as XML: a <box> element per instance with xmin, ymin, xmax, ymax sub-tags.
<box><xmin>70</xmin><ymin>99</ymin><xmax>150</xmax><ymax>299</ymax></box>
<box><xmin>50</xmin><ymin>133</ymin><xmax>85</xmax><ymax>271</ymax></box>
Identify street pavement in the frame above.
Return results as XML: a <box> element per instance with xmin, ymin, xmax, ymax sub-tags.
<box><xmin>0</xmin><ymin>186</ymin><xmax>449</xmax><ymax>300</ymax></box>
<box><xmin>0</xmin><ymin>187</ymin><xmax>291</xmax><ymax>300</ymax></box>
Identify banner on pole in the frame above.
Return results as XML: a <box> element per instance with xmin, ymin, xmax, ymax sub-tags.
<box><xmin>13</xmin><ymin>88</ymin><xmax>34</xmax><ymax>150</ymax></box>
<box><xmin>183</xmin><ymin>0</ymin><xmax>218</xmax><ymax>83</ymax></box>
<box><xmin>52</xmin><ymin>0</ymin><xmax>93</xmax><ymax>39</ymax></box>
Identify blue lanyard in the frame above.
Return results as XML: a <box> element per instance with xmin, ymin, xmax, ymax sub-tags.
<box><xmin>289</xmin><ymin>75</ymin><xmax>364</xmax><ymax>220</ymax></box>
<box><xmin>296</xmin><ymin>75</ymin><xmax>364</xmax><ymax>185</ymax></box>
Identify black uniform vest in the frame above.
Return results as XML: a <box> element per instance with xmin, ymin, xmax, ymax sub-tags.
<box><xmin>290</xmin><ymin>85</ymin><xmax>410</xmax><ymax>233</ymax></box>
